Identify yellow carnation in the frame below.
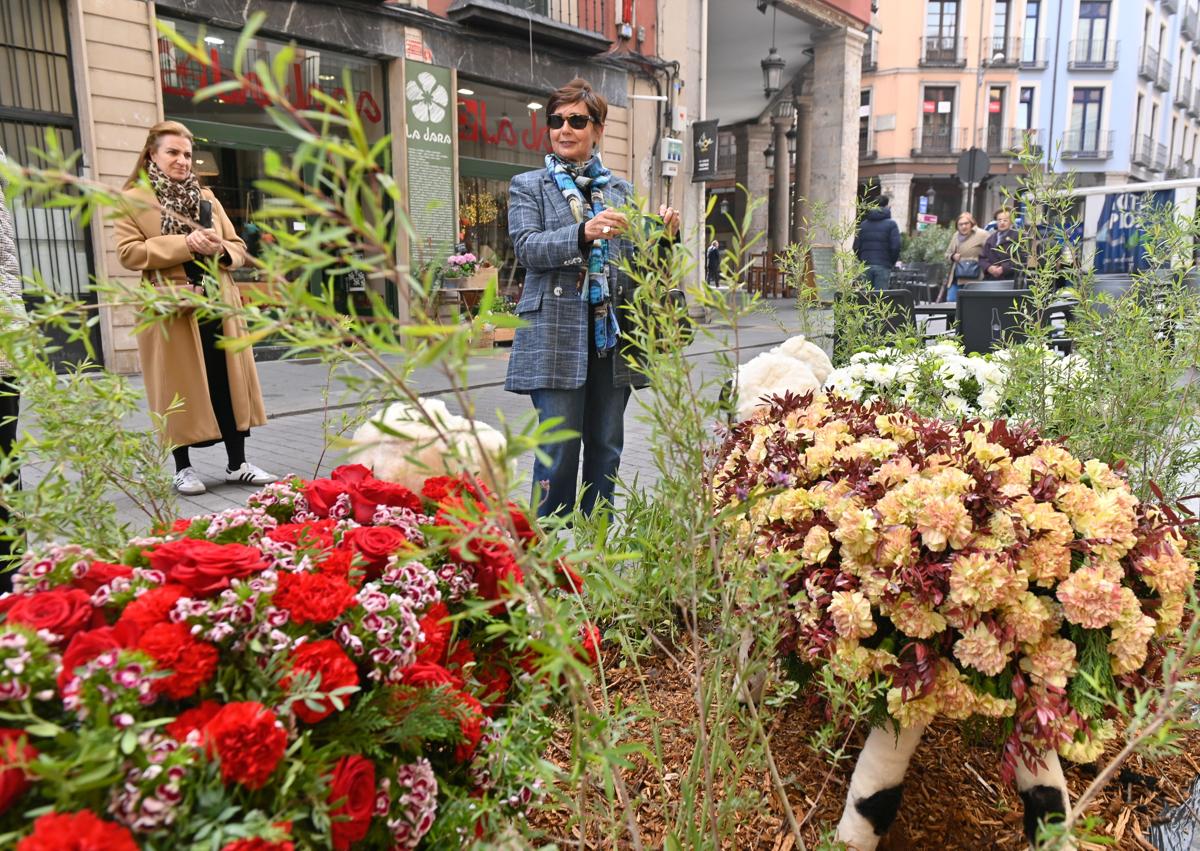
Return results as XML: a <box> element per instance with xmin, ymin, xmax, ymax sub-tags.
<box><xmin>799</xmin><ymin>524</ymin><xmax>833</xmax><ymax>565</ymax></box>
<box><xmin>828</xmin><ymin>590</ymin><xmax>876</xmax><ymax>640</ymax></box>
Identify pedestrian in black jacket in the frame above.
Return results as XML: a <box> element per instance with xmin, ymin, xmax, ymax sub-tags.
<box><xmin>981</xmin><ymin>208</ymin><xmax>1022</xmax><ymax>279</ymax></box>
<box><xmin>854</xmin><ymin>195</ymin><xmax>901</xmax><ymax>290</ymax></box>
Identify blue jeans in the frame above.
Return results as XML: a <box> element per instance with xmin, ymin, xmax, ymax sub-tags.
<box><xmin>865</xmin><ymin>265</ymin><xmax>892</xmax><ymax>290</ymax></box>
<box><xmin>946</xmin><ymin>282</ymin><xmax>959</xmax><ymax>302</ymax></box>
<box><xmin>529</xmin><ymin>345</ymin><xmax>632</xmax><ymax>518</ymax></box>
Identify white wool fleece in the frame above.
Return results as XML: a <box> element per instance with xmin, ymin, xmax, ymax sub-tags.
<box><xmin>774</xmin><ymin>334</ymin><xmax>833</xmax><ymax>384</ymax></box>
<box><xmin>733</xmin><ymin>351</ymin><xmax>820</xmax><ymax>422</ymax></box>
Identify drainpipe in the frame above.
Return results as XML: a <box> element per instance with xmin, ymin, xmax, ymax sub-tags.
<box><xmin>1046</xmin><ymin>0</ymin><xmax>1066</xmax><ymax>168</ymax></box>
<box><xmin>698</xmin><ymin>0</ymin><xmax>709</xmax><ymax>289</ymax></box>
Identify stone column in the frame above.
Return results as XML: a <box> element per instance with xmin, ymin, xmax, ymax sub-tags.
<box><xmin>792</xmin><ymin>98</ymin><xmax>813</xmax><ymax>244</ymax></box>
<box><xmin>736</xmin><ymin>122</ymin><xmax>773</xmax><ymax>258</ymax></box>
<box><xmin>770</xmin><ymin>115</ymin><xmax>791</xmax><ymax>256</ymax></box>
<box><xmin>809</xmin><ymin>26</ymin><xmax>867</xmax><ymax>247</ymax></box>
<box><xmin>877</xmin><ymin>173</ymin><xmax>915</xmax><ymax>234</ymax></box>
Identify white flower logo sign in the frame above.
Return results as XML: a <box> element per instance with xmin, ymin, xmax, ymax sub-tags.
<box><xmin>406</xmin><ymin>71</ymin><xmax>449</xmax><ymax>124</ymax></box>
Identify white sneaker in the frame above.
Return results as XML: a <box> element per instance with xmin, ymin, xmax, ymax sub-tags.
<box><xmin>173</xmin><ymin>467</ymin><xmax>206</xmax><ymax>495</ymax></box>
<box><xmin>225</xmin><ymin>462</ymin><xmax>279</xmax><ymax>486</ymax></box>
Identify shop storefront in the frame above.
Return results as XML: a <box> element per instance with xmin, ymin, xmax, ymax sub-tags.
<box><xmin>456</xmin><ymin>80</ymin><xmax>554</xmax><ymax>295</ymax></box>
<box><xmin>155</xmin><ymin>17</ymin><xmax>388</xmax><ymax>307</ymax></box>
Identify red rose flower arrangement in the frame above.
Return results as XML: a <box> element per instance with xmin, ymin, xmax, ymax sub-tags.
<box><xmin>0</xmin><ymin>468</ymin><xmax>592</xmax><ymax>847</ymax></box>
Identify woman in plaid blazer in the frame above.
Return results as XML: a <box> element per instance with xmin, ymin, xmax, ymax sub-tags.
<box><xmin>505</xmin><ymin>78</ymin><xmax>680</xmax><ymax>518</ymax></box>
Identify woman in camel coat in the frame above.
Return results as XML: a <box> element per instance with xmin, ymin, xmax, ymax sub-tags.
<box><xmin>115</xmin><ymin>120</ymin><xmax>274</xmax><ymax>496</ymax></box>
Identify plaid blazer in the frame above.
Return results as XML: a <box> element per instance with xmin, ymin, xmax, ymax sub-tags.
<box><xmin>504</xmin><ymin>168</ymin><xmax>648</xmax><ymax>393</ymax></box>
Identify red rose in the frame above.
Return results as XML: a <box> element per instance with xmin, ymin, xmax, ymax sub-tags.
<box><xmin>16</xmin><ymin>809</ymin><xmax>138</xmax><ymax>851</ymax></box>
<box><xmin>451</xmin><ymin>691</ymin><xmax>485</xmax><ymax>763</ymax></box>
<box><xmin>507</xmin><ymin>503</ymin><xmax>536</xmax><ymax>544</ymax></box>
<box><xmin>58</xmin><ymin>626</ymin><xmax>131</xmax><ymax>690</ymax></box>
<box><xmin>273</xmin><ymin>571</ymin><xmax>357</xmax><ymax>625</ymax></box>
<box><xmin>72</xmin><ymin>561</ymin><xmax>133</xmax><ymax>595</ymax></box>
<box><xmin>0</xmin><ymin>729</ymin><xmax>37</xmax><ymax>814</ymax></box>
<box><xmin>137</xmin><ymin>621</ymin><xmax>219</xmax><ymax>700</ymax></box>
<box><xmin>473</xmin><ymin>555</ymin><xmax>524</xmax><ymax>610</ymax></box>
<box><xmin>475</xmin><ymin>658</ymin><xmax>512</xmax><ymax>717</ymax></box>
<box><xmin>166</xmin><ymin>699</ymin><xmax>222</xmax><ymax>742</ymax></box>
<box><xmin>304</xmin><ymin>479</ymin><xmax>350</xmax><ymax>519</ymax></box>
<box><xmin>554</xmin><ymin>558</ymin><xmax>585</xmax><ymax>594</ymax></box>
<box><xmin>350</xmin><ymin>478</ymin><xmax>422</xmax><ymax>525</ymax></box>
<box><xmin>5</xmin><ymin>587</ymin><xmax>97</xmax><ymax>643</ymax></box>
<box><xmin>420</xmin><ymin>475</ymin><xmax>460</xmax><ymax>503</ymax></box>
<box><xmin>285</xmin><ymin>640</ymin><xmax>359</xmax><ymax>724</ymax></box>
<box><xmin>117</xmin><ymin>584</ymin><xmax>189</xmax><ymax>637</ymax></box>
<box><xmin>266</xmin><ymin>519</ymin><xmax>337</xmax><ymax>551</ymax></box>
<box><xmin>414</xmin><ymin>602</ymin><xmax>452</xmax><ymax>665</ymax></box>
<box><xmin>331</xmin><ymin>464</ymin><xmax>372</xmax><ymax>485</ymax></box>
<box><xmin>399</xmin><ymin>661</ymin><xmax>459</xmax><ymax>689</ymax></box>
<box><xmin>221</xmin><ymin>840</ymin><xmax>294</xmax><ymax>851</ymax></box>
<box><xmin>203</xmin><ymin>702</ymin><xmax>288</xmax><ymax>790</ymax></box>
<box><xmin>327</xmin><ymin>755</ymin><xmax>376</xmax><ymax>850</ymax></box>
<box><xmin>149</xmin><ymin>539</ymin><xmax>267</xmax><ymax>597</ymax></box>
<box><xmin>343</xmin><ymin>526</ymin><xmax>409</xmax><ymax>579</ymax></box>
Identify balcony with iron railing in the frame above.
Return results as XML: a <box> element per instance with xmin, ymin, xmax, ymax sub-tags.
<box><xmin>1128</xmin><ymin>132</ymin><xmax>1156</xmax><ymax>168</ymax></box>
<box><xmin>920</xmin><ymin>35</ymin><xmax>967</xmax><ymax>67</ymax></box>
<box><xmin>987</xmin><ymin>36</ymin><xmax>1021</xmax><ymax>66</ymax></box>
<box><xmin>911</xmin><ymin>126</ymin><xmax>968</xmax><ymax>156</ymax></box>
<box><xmin>1139</xmin><ymin>46</ymin><xmax>1161</xmax><ymax>80</ymax></box>
<box><xmin>1167</xmin><ymin>158</ymin><xmax>1193</xmax><ymax>178</ymax></box>
<box><xmin>1069</xmin><ymin>39</ymin><xmax>1119</xmax><ymax>70</ymax></box>
<box><xmin>446</xmin><ymin>0</ymin><xmax>612</xmax><ymax>53</ymax></box>
<box><xmin>859</xmin><ymin>136</ymin><xmax>876</xmax><ymax>159</ymax></box>
<box><xmin>1061</xmin><ymin>129</ymin><xmax>1114</xmax><ymax>159</ymax></box>
<box><xmin>1157</xmin><ymin>58</ymin><xmax>1174</xmax><ymax>90</ymax></box>
<box><xmin>1152</xmin><ymin>141</ymin><xmax>1170</xmax><ymax>171</ymax></box>
<box><xmin>982</xmin><ymin>126</ymin><xmax>1044</xmax><ymax>156</ymax></box>
<box><xmin>1019</xmin><ymin>38</ymin><xmax>1048</xmax><ymax>68</ymax></box>
<box><xmin>1184</xmin><ymin>6</ymin><xmax>1199</xmax><ymax>40</ymax></box>
<box><xmin>1177</xmin><ymin>77</ymin><xmax>1193</xmax><ymax>107</ymax></box>
<box><xmin>863</xmin><ymin>39</ymin><xmax>877</xmax><ymax>72</ymax></box>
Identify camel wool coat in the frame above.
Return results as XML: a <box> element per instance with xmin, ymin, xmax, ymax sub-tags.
<box><xmin>115</xmin><ymin>186</ymin><xmax>267</xmax><ymax>447</ymax></box>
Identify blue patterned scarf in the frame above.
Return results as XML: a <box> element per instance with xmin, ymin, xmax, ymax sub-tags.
<box><xmin>545</xmin><ymin>152</ymin><xmax>619</xmax><ymax>356</ymax></box>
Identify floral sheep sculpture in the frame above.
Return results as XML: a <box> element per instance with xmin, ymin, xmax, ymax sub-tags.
<box><xmin>346</xmin><ymin>398</ymin><xmax>508</xmax><ymax>493</ymax></box>
<box><xmin>731</xmin><ymin>335</ymin><xmax>833</xmax><ymax>423</ymax></box>
<box><xmin>713</xmin><ymin>392</ymin><xmax>1197</xmax><ymax>850</ymax></box>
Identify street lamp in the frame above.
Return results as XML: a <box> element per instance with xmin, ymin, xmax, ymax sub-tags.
<box><xmin>924</xmin><ymin>186</ymin><xmax>936</xmax><ymax>208</ymax></box>
<box><xmin>764</xmin><ymin>144</ymin><xmax>775</xmax><ymax>171</ymax></box>
<box><xmin>761</xmin><ymin>6</ymin><xmax>785</xmax><ymax>97</ymax></box>
<box><xmin>718</xmin><ymin>197</ymin><xmax>731</xmax><ymax>218</ymax></box>
<box><xmin>785</xmin><ymin>126</ymin><xmax>797</xmax><ymax>158</ymax></box>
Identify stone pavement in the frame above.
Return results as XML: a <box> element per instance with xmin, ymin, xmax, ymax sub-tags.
<box><xmin>80</xmin><ymin>299</ymin><xmax>811</xmax><ymax>529</ymax></box>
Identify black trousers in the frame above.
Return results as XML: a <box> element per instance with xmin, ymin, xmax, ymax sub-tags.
<box><xmin>0</xmin><ymin>378</ymin><xmax>19</xmax><ymax>593</ymax></box>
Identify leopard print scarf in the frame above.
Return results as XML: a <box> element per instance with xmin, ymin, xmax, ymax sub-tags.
<box><xmin>147</xmin><ymin>160</ymin><xmax>202</xmax><ymax>236</ymax></box>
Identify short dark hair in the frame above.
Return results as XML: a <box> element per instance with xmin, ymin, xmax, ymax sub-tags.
<box><xmin>878</xmin><ymin>194</ymin><xmax>891</xmax><ymax>207</ymax></box>
<box><xmin>547</xmin><ymin>78</ymin><xmax>608</xmax><ymax>125</ymax></box>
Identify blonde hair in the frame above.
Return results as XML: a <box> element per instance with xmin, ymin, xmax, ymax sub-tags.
<box><xmin>124</xmin><ymin>120</ymin><xmax>194</xmax><ymax>189</ymax></box>
<box><xmin>956</xmin><ymin>212</ymin><xmax>977</xmax><ymax>227</ymax></box>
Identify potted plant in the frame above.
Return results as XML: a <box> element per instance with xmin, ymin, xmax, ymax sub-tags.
<box><xmin>482</xmin><ymin>295</ymin><xmax>518</xmax><ymax>345</ymax></box>
<box><xmin>440</xmin><ymin>252</ymin><xmax>477</xmax><ymax>289</ymax></box>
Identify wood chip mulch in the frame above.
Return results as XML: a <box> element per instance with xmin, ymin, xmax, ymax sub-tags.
<box><xmin>530</xmin><ymin>648</ymin><xmax>1200</xmax><ymax>850</ymax></box>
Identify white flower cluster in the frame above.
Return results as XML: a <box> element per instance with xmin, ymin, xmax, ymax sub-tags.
<box><xmin>824</xmin><ymin>342</ymin><xmax>1084</xmax><ymax>419</ymax></box>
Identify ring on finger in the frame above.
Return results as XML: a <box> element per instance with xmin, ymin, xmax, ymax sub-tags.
<box><xmin>601</xmin><ymin>225</ymin><xmax>611</xmax><ymax>235</ymax></box>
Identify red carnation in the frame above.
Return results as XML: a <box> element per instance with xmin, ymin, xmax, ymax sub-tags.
<box><xmin>420</xmin><ymin>475</ymin><xmax>460</xmax><ymax>503</ymax></box>
<box><xmin>71</xmin><ymin>561</ymin><xmax>133</xmax><ymax>595</ymax></box>
<box><xmin>16</xmin><ymin>809</ymin><xmax>138</xmax><ymax>851</ymax></box>
<box><xmin>472</xmin><ymin>552</ymin><xmax>524</xmax><ymax>611</ymax></box>
<box><xmin>273</xmin><ymin>571</ymin><xmax>357</xmax><ymax>625</ymax></box>
<box><xmin>137</xmin><ymin>621</ymin><xmax>219</xmax><ymax>700</ymax></box>
<box><xmin>221</xmin><ymin>839</ymin><xmax>295</xmax><ymax>851</ymax></box>
<box><xmin>451</xmin><ymin>691</ymin><xmax>485</xmax><ymax>763</ymax></box>
<box><xmin>266</xmin><ymin>519</ymin><xmax>337</xmax><ymax>551</ymax></box>
<box><xmin>203</xmin><ymin>702</ymin><xmax>288</xmax><ymax>790</ymax></box>
<box><xmin>476</xmin><ymin>659</ymin><xmax>512</xmax><ymax>717</ymax></box>
<box><xmin>316</xmin><ymin>548</ymin><xmax>355</xmax><ymax>581</ymax></box>
<box><xmin>577</xmin><ymin>623</ymin><xmax>602</xmax><ymax>667</ymax></box>
<box><xmin>327</xmin><ymin>755</ymin><xmax>376</xmax><ymax>850</ymax></box>
<box><xmin>399</xmin><ymin>661</ymin><xmax>459</xmax><ymax>689</ymax></box>
<box><xmin>285</xmin><ymin>640</ymin><xmax>359</xmax><ymax>724</ymax></box>
<box><xmin>554</xmin><ymin>558</ymin><xmax>585</xmax><ymax>594</ymax></box>
<box><xmin>331</xmin><ymin>464</ymin><xmax>372</xmax><ymax>485</ymax></box>
<box><xmin>149</xmin><ymin>539</ymin><xmax>267</xmax><ymax>597</ymax></box>
<box><xmin>445</xmin><ymin>641</ymin><xmax>476</xmax><ymax>683</ymax></box>
<box><xmin>166</xmin><ymin>699</ymin><xmax>223</xmax><ymax>742</ymax></box>
<box><xmin>5</xmin><ymin>587</ymin><xmax>98</xmax><ymax>644</ymax></box>
<box><xmin>343</xmin><ymin>526</ymin><xmax>409</xmax><ymax>580</ymax></box>
<box><xmin>304</xmin><ymin>478</ymin><xmax>350</xmax><ymax>519</ymax></box>
<box><xmin>415</xmin><ymin>602</ymin><xmax>452</xmax><ymax>664</ymax></box>
<box><xmin>0</xmin><ymin>729</ymin><xmax>37</xmax><ymax>814</ymax></box>
<box><xmin>507</xmin><ymin>503</ymin><xmax>537</xmax><ymax>544</ymax></box>
<box><xmin>117</xmin><ymin>584</ymin><xmax>189</xmax><ymax>637</ymax></box>
<box><xmin>349</xmin><ymin>477</ymin><xmax>422</xmax><ymax>524</ymax></box>
<box><xmin>58</xmin><ymin>626</ymin><xmax>130</xmax><ymax>690</ymax></box>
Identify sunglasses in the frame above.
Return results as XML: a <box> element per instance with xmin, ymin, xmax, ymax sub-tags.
<box><xmin>548</xmin><ymin>113</ymin><xmax>597</xmax><ymax>130</ymax></box>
